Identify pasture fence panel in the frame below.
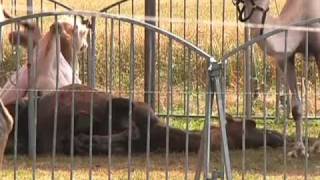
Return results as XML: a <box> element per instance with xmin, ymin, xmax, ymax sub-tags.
<box><xmin>0</xmin><ymin>11</ymin><xmax>231</xmax><ymax>180</ymax></box>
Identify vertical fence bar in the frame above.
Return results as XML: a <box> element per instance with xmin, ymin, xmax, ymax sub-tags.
<box><xmin>127</xmin><ymin>23</ymin><xmax>135</xmax><ymax>180</ymax></box>
<box><xmin>27</xmin><ymin>0</ymin><xmax>35</xmax><ymax>158</ymax></box>
<box><xmin>13</xmin><ymin>23</ymin><xmax>21</xmax><ymax>180</ymax></box>
<box><xmin>117</xmin><ymin>6</ymin><xmax>122</xmax><ymax>96</ymax></box>
<box><xmin>108</xmin><ymin>18</ymin><xmax>114</xmax><ymax>180</ymax></box>
<box><xmin>90</xmin><ymin>16</ymin><xmax>97</xmax><ymax>88</ymax></box>
<box><xmin>276</xmin><ymin>65</ymin><xmax>281</xmax><ymax>121</ymax></box>
<box><xmin>283</xmin><ymin>30</ymin><xmax>288</xmax><ymax>180</ymax></box>
<box><xmin>304</xmin><ymin>27</ymin><xmax>309</xmax><ymax>180</ymax></box>
<box><xmin>204</xmin><ymin>74</ymin><xmax>212</xmax><ymax>180</ymax></box>
<box><xmin>242</xmin><ymin>47</ymin><xmax>247</xmax><ymax>180</ymax></box>
<box><xmin>244</xmin><ymin>11</ymin><xmax>252</xmax><ymax>121</ymax></box>
<box><xmin>27</xmin><ymin>0</ymin><xmax>33</xmax><ymax>14</ymax></box>
<box><xmin>165</xmin><ymin>39</ymin><xmax>173</xmax><ymax>180</ymax></box>
<box><xmin>156</xmin><ymin>0</ymin><xmax>161</xmax><ymax>113</ymax></box>
<box><xmin>51</xmin><ymin>15</ymin><xmax>60</xmax><ymax>180</ymax></box>
<box><xmin>184</xmin><ymin>49</ymin><xmax>191</xmax><ymax>180</ymax></box>
<box><xmin>89</xmin><ymin>16</ymin><xmax>97</xmax><ymax>180</ymax></box>
<box><xmin>144</xmin><ymin>0</ymin><xmax>156</xmax><ymax>109</ymax></box>
<box><xmin>0</xmin><ymin>19</ymin><xmax>2</xmax><ymax>65</ymax></box>
<box><xmin>105</xmin><ymin>18</ymin><xmax>108</xmax><ymax>92</ymax></box>
<box><xmin>195</xmin><ymin>0</ymin><xmax>199</xmax><ymax>115</ymax></box>
<box><xmin>263</xmin><ymin>40</ymin><xmax>267</xmax><ymax>180</ymax></box>
<box><xmin>236</xmin><ymin>9</ymin><xmax>240</xmax><ymax>116</ymax></box>
<box><xmin>26</xmin><ymin>17</ymin><xmax>37</xmax><ymax>179</ymax></box>
<box><xmin>183</xmin><ymin>0</ymin><xmax>187</xmax><ymax>115</ymax></box>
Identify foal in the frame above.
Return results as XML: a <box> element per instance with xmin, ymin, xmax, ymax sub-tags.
<box><xmin>0</xmin><ymin>18</ymin><xmax>89</xmax><ymax>105</ymax></box>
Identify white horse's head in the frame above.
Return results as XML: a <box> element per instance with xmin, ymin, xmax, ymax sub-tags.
<box><xmin>57</xmin><ymin>16</ymin><xmax>89</xmax><ymax>53</ymax></box>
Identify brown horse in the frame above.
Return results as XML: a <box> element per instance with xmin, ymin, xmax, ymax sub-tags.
<box><xmin>4</xmin><ymin>84</ymin><xmax>283</xmax><ymax>155</ymax></box>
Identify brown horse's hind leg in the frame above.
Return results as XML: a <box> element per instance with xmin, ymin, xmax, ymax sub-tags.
<box><xmin>74</xmin><ymin>127</ymin><xmax>140</xmax><ymax>154</ymax></box>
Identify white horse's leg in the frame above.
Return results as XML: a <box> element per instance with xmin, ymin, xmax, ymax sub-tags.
<box><xmin>0</xmin><ymin>99</ymin><xmax>13</xmax><ymax>168</ymax></box>
<box><xmin>282</xmin><ymin>57</ymin><xmax>306</xmax><ymax>157</ymax></box>
<box><xmin>310</xmin><ymin>139</ymin><xmax>320</xmax><ymax>153</ymax></box>
<box><xmin>0</xmin><ymin>65</ymin><xmax>29</xmax><ymax>105</ymax></box>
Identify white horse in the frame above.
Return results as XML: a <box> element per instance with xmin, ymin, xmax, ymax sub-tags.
<box><xmin>233</xmin><ymin>0</ymin><xmax>320</xmax><ymax>157</ymax></box>
<box><xmin>0</xmin><ymin>17</ymin><xmax>89</xmax><ymax>105</ymax></box>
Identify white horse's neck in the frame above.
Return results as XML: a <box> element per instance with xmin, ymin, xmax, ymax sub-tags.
<box><xmin>245</xmin><ymin>0</ymin><xmax>305</xmax><ymax>37</ymax></box>
<box><xmin>35</xmin><ymin>32</ymin><xmax>59</xmax><ymax>73</ymax></box>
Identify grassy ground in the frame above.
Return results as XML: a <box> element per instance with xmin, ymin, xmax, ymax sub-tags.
<box><xmin>1</xmin><ymin>149</ymin><xmax>320</xmax><ymax>180</ymax></box>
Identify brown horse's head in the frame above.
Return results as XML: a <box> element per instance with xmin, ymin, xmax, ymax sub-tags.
<box><xmin>225</xmin><ymin>113</ymin><xmax>283</xmax><ymax>149</ymax></box>
<box><xmin>8</xmin><ymin>21</ymin><xmax>42</xmax><ymax>49</ymax></box>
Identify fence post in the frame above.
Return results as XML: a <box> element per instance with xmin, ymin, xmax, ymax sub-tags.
<box><xmin>144</xmin><ymin>0</ymin><xmax>156</xmax><ymax>109</ymax></box>
<box><xmin>27</xmin><ymin>0</ymin><xmax>35</xmax><ymax>157</ymax></box>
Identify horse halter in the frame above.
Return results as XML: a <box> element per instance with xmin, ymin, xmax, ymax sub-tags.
<box><xmin>233</xmin><ymin>0</ymin><xmax>269</xmax><ymax>21</ymax></box>
<box><xmin>233</xmin><ymin>0</ymin><xmax>269</xmax><ymax>34</ymax></box>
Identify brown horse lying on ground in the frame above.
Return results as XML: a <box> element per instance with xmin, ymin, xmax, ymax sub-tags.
<box><xmin>4</xmin><ymin>84</ymin><xmax>283</xmax><ymax>155</ymax></box>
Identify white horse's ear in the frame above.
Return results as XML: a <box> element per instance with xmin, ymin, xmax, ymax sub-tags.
<box><xmin>81</xmin><ymin>17</ymin><xmax>91</xmax><ymax>29</ymax></box>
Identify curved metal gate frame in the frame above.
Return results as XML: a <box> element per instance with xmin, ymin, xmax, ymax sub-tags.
<box><xmin>0</xmin><ymin>11</ymin><xmax>232</xmax><ymax>180</ymax></box>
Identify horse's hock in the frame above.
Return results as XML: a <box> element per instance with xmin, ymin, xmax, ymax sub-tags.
<box><xmin>1</xmin><ymin>0</ymin><xmax>320</xmax><ymax>179</ymax></box>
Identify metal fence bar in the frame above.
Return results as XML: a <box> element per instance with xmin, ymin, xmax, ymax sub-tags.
<box><xmin>262</xmin><ymin>40</ymin><xmax>267</xmax><ymax>180</ymax></box>
<box><xmin>117</xmin><ymin>6</ymin><xmax>122</xmax><ymax>96</ymax></box>
<box><xmin>108</xmin><ymin>18</ymin><xmax>115</xmax><ymax>180</ymax></box>
<box><xmin>165</xmin><ymin>38</ymin><xmax>173</xmax><ymax>180</ymax></box>
<box><xmin>156</xmin><ymin>0</ymin><xmax>161</xmax><ymax>114</ymax></box>
<box><xmin>195</xmin><ymin>0</ymin><xmax>199</xmax><ymax>115</ymax></box>
<box><xmin>13</xmin><ymin>22</ymin><xmax>21</xmax><ymax>180</ymax></box>
<box><xmin>303</xmin><ymin>27</ymin><xmax>309</xmax><ymax>180</ymax></box>
<box><xmin>127</xmin><ymin>23</ymin><xmax>135</xmax><ymax>180</ymax></box>
<box><xmin>51</xmin><ymin>15</ymin><xmax>60</xmax><ymax>180</ymax></box>
<box><xmin>213</xmin><ymin>66</ymin><xmax>232</xmax><ymax>180</ymax></box>
<box><xmin>90</xmin><ymin>16</ymin><xmax>97</xmax><ymax>88</ymax></box>
<box><xmin>144</xmin><ymin>0</ymin><xmax>156</xmax><ymax>109</ymax></box>
<box><xmin>184</xmin><ymin>49</ymin><xmax>191</xmax><ymax>180</ymax></box>
<box><xmin>283</xmin><ymin>30</ymin><xmax>288</xmax><ymax>180</ymax></box>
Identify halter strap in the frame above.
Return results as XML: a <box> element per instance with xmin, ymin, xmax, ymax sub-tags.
<box><xmin>233</xmin><ymin>0</ymin><xmax>269</xmax><ymax>35</ymax></box>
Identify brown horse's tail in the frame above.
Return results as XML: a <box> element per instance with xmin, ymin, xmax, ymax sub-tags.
<box><xmin>148</xmin><ymin>124</ymin><xmax>206</xmax><ymax>153</ymax></box>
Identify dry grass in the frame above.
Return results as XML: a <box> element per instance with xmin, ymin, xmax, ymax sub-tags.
<box><xmin>1</xmin><ymin>149</ymin><xmax>320</xmax><ymax>180</ymax></box>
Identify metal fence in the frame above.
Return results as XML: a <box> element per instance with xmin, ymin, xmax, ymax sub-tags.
<box><xmin>0</xmin><ymin>11</ymin><xmax>231</xmax><ymax>179</ymax></box>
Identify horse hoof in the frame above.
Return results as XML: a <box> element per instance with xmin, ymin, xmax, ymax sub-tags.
<box><xmin>288</xmin><ymin>144</ymin><xmax>308</xmax><ymax>158</ymax></box>
<box><xmin>310</xmin><ymin>140</ymin><xmax>320</xmax><ymax>154</ymax></box>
